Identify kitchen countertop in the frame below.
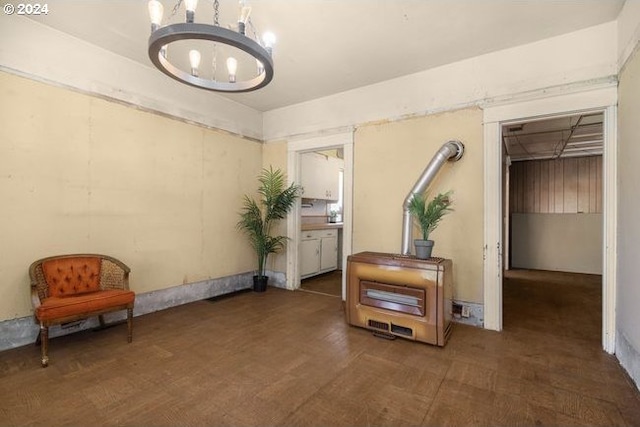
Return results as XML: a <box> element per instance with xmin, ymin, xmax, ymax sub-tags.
<box><xmin>301</xmin><ymin>222</ymin><xmax>343</xmax><ymax>231</ymax></box>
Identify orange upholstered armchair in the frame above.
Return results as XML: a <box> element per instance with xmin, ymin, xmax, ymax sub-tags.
<box><xmin>29</xmin><ymin>254</ymin><xmax>135</xmax><ymax>367</ymax></box>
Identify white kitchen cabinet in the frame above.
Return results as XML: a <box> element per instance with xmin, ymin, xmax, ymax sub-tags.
<box><xmin>300</xmin><ymin>153</ymin><xmax>342</xmax><ymax>201</ymax></box>
<box><xmin>300</xmin><ymin>229</ymin><xmax>339</xmax><ymax>278</ymax></box>
<box><xmin>320</xmin><ymin>234</ymin><xmax>338</xmax><ymax>271</ymax></box>
<box><xmin>300</xmin><ymin>237</ymin><xmax>321</xmax><ymax>277</ymax></box>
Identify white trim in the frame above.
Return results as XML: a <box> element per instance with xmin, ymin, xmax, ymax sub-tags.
<box><xmin>602</xmin><ymin>106</ymin><xmax>617</xmax><ymax>353</ymax></box>
<box><xmin>286</xmin><ymin>149</ymin><xmax>302</xmax><ymax>290</ymax></box>
<box><xmin>482</xmin><ymin>87</ymin><xmax>617</xmax><ymax>353</ymax></box>
<box><xmin>483</xmin><ymin>84</ymin><xmax>617</xmax><ymax>123</ymax></box>
<box><xmin>483</xmin><ymin>122</ymin><xmax>503</xmax><ymax>331</ymax></box>
<box><xmin>287</xmin><ymin>131</ymin><xmax>354</xmax><ymax>299</ymax></box>
<box><xmin>340</xmin><ymin>141</ymin><xmax>354</xmax><ymax>300</ymax></box>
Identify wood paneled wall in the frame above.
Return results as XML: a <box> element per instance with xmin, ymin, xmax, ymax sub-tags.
<box><xmin>509</xmin><ymin>156</ymin><xmax>602</xmax><ymax>214</ymax></box>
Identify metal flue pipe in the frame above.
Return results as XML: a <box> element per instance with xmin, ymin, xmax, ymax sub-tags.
<box><xmin>401</xmin><ymin>140</ymin><xmax>465</xmax><ymax>255</ymax></box>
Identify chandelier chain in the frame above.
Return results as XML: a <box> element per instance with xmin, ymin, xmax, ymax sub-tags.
<box><xmin>168</xmin><ymin>0</ymin><xmax>183</xmax><ymax>23</ymax></box>
<box><xmin>212</xmin><ymin>0</ymin><xmax>219</xmax><ymax>81</ymax></box>
<box><xmin>248</xmin><ymin>17</ymin><xmax>258</xmax><ymax>42</ymax></box>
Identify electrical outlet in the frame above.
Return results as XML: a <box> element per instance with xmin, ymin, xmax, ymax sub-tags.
<box><xmin>461</xmin><ymin>305</ymin><xmax>471</xmax><ymax>318</ymax></box>
<box><xmin>451</xmin><ymin>303</ymin><xmax>462</xmax><ymax>315</ymax></box>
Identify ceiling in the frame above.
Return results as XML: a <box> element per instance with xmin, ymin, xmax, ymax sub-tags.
<box><xmin>27</xmin><ymin>0</ymin><xmax>625</xmax><ymax>112</ymax></box>
<box><xmin>503</xmin><ymin>113</ymin><xmax>603</xmax><ymax>162</ymax></box>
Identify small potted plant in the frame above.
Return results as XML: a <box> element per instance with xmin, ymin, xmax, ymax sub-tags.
<box><xmin>329</xmin><ymin>209</ymin><xmax>338</xmax><ymax>223</ymax></box>
<box><xmin>407</xmin><ymin>190</ymin><xmax>453</xmax><ymax>259</ymax></box>
<box><xmin>237</xmin><ymin>167</ymin><xmax>301</xmax><ymax>292</ymax></box>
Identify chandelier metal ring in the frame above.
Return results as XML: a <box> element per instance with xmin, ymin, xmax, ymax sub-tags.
<box><xmin>148</xmin><ymin>23</ymin><xmax>274</xmax><ymax>93</ymax></box>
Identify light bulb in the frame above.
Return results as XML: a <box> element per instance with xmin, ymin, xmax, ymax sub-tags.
<box><xmin>148</xmin><ymin>0</ymin><xmax>163</xmax><ymax>32</ymax></box>
<box><xmin>185</xmin><ymin>0</ymin><xmax>197</xmax><ymax>23</ymax></box>
<box><xmin>189</xmin><ymin>50</ymin><xmax>201</xmax><ymax>77</ymax></box>
<box><xmin>226</xmin><ymin>57</ymin><xmax>237</xmax><ymax>83</ymax></box>
<box><xmin>262</xmin><ymin>32</ymin><xmax>276</xmax><ymax>47</ymax></box>
<box><xmin>185</xmin><ymin>0</ymin><xmax>198</xmax><ymax>12</ymax></box>
<box><xmin>262</xmin><ymin>31</ymin><xmax>276</xmax><ymax>56</ymax></box>
<box><xmin>256</xmin><ymin>59</ymin><xmax>264</xmax><ymax>75</ymax></box>
<box><xmin>238</xmin><ymin>4</ymin><xmax>251</xmax><ymax>35</ymax></box>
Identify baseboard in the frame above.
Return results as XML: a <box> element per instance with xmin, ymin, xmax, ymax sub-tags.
<box><xmin>266</xmin><ymin>270</ymin><xmax>287</xmax><ymax>289</ymax></box>
<box><xmin>0</xmin><ymin>271</ymin><xmax>255</xmax><ymax>353</ymax></box>
<box><xmin>616</xmin><ymin>330</ymin><xmax>640</xmax><ymax>391</ymax></box>
<box><xmin>451</xmin><ymin>300</ymin><xmax>484</xmax><ymax>328</ymax></box>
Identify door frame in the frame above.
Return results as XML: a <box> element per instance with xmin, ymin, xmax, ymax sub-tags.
<box><xmin>482</xmin><ymin>84</ymin><xmax>618</xmax><ymax>353</ymax></box>
<box><xmin>286</xmin><ymin>131</ymin><xmax>354</xmax><ymax>300</ymax></box>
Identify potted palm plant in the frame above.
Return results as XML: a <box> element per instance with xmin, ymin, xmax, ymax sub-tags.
<box><xmin>237</xmin><ymin>167</ymin><xmax>301</xmax><ymax>292</ymax></box>
<box><xmin>407</xmin><ymin>190</ymin><xmax>453</xmax><ymax>259</ymax></box>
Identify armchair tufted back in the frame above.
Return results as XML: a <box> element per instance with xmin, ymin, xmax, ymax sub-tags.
<box><xmin>42</xmin><ymin>257</ymin><xmax>102</xmax><ymax>297</ymax></box>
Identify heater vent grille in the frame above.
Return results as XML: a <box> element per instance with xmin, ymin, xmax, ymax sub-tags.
<box><xmin>368</xmin><ymin>319</ymin><xmax>389</xmax><ymax>331</ymax></box>
<box><xmin>391</xmin><ymin>323</ymin><xmax>413</xmax><ymax>337</ymax></box>
<box><xmin>360</xmin><ymin>280</ymin><xmax>426</xmax><ymax>317</ymax></box>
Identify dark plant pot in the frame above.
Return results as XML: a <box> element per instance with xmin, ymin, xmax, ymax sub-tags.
<box><xmin>253</xmin><ymin>275</ymin><xmax>269</xmax><ymax>292</ymax></box>
<box><xmin>414</xmin><ymin>239</ymin><xmax>434</xmax><ymax>260</ymax></box>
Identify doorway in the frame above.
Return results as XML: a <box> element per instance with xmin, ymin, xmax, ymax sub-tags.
<box><xmin>504</xmin><ymin>113</ymin><xmax>604</xmax><ymax>274</ymax></box>
<box><xmin>482</xmin><ymin>85</ymin><xmax>618</xmax><ymax>353</ymax></box>
<box><xmin>501</xmin><ymin>113</ymin><xmax>604</xmax><ymax>340</ymax></box>
<box><xmin>286</xmin><ymin>131</ymin><xmax>354</xmax><ymax>300</ymax></box>
<box><xmin>299</xmin><ymin>148</ymin><xmax>344</xmax><ymax>298</ymax></box>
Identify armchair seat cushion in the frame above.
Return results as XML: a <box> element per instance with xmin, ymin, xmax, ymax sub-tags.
<box><xmin>35</xmin><ymin>289</ymin><xmax>135</xmax><ymax>323</ymax></box>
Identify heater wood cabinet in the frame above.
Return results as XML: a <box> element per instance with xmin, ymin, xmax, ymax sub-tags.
<box><xmin>300</xmin><ymin>153</ymin><xmax>341</xmax><ymax>201</ymax></box>
<box><xmin>346</xmin><ymin>252</ymin><xmax>453</xmax><ymax>346</ymax></box>
<box><xmin>301</xmin><ymin>229</ymin><xmax>338</xmax><ymax>278</ymax></box>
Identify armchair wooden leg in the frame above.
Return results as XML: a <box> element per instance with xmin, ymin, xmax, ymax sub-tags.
<box><xmin>127</xmin><ymin>307</ymin><xmax>133</xmax><ymax>343</ymax></box>
<box><xmin>40</xmin><ymin>324</ymin><xmax>49</xmax><ymax>368</ymax></box>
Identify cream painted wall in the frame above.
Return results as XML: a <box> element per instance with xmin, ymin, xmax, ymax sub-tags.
<box><xmin>511</xmin><ymin>214</ymin><xmax>603</xmax><ymax>274</ymax></box>
<box><xmin>353</xmin><ymin>108</ymin><xmax>484</xmax><ymax>303</ymax></box>
<box><xmin>261</xmin><ymin>141</ymin><xmax>292</xmax><ymax>275</ymax></box>
<box><xmin>0</xmin><ymin>72</ymin><xmax>262</xmax><ymax>321</ymax></box>
<box><xmin>617</xmin><ymin>41</ymin><xmax>640</xmax><ymax>362</ymax></box>
<box><xmin>262</xmin><ymin>141</ymin><xmax>288</xmax><ymax>173</ymax></box>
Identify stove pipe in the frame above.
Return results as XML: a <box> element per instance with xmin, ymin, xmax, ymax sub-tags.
<box><xmin>401</xmin><ymin>140</ymin><xmax>465</xmax><ymax>256</ymax></box>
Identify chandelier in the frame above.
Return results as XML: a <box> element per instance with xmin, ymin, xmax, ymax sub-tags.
<box><xmin>147</xmin><ymin>0</ymin><xmax>275</xmax><ymax>93</ymax></box>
